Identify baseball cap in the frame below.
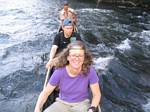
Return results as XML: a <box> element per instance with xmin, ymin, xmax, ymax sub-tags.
<box><xmin>63</xmin><ymin>18</ymin><xmax>73</xmax><ymax>26</ymax></box>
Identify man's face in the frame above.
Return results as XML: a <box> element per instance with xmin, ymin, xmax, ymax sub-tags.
<box><xmin>63</xmin><ymin>25</ymin><xmax>73</xmax><ymax>36</ymax></box>
<box><xmin>63</xmin><ymin>5</ymin><xmax>68</xmax><ymax>11</ymax></box>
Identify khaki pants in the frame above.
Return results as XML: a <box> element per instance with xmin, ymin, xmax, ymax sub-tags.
<box><xmin>44</xmin><ymin>98</ymin><xmax>90</xmax><ymax>112</ymax></box>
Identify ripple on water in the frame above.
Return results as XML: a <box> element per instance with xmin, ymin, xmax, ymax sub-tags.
<box><xmin>0</xmin><ymin>33</ymin><xmax>10</xmax><ymax>43</ymax></box>
<box><xmin>143</xmin><ymin>99</ymin><xmax>150</xmax><ymax>112</ymax></box>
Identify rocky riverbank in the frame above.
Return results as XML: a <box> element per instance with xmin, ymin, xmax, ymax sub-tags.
<box><xmin>81</xmin><ymin>0</ymin><xmax>150</xmax><ymax>8</ymax></box>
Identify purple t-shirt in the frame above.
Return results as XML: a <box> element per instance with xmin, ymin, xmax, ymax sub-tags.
<box><xmin>48</xmin><ymin>66</ymin><xmax>99</xmax><ymax>103</ymax></box>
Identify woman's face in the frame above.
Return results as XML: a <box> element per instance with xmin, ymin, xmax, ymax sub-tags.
<box><xmin>68</xmin><ymin>47</ymin><xmax>85</xmax><ymax>69</ymax></box>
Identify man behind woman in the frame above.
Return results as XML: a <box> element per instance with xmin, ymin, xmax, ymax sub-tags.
<box><xmin>34</xmin><ymin>41</ymin><xmax>101</xmax><ymax>112</ymax></box>
<box><xmin>46</xmin><ymin>18</ymin><xmax>81</xmax><ymax>69</ymax></box>
<box><xmin>59</xmin><ymin>1</ymin><xmax>77</xmax><ymax>27</ymax></box>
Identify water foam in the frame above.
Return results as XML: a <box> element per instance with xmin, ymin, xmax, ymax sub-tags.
<box><xmin>140</xmin><ymin>30</ymin><xmax>150</xmax><ymax>46</ymax></box>
<box><xmin>143</xmin><ymin>99</ymin><xmax>150</xmax><ymax>112</ymax></box>
<box><xmin>94</xmin><ymin>56</ymin><xmax>114</xmax><ymax>70</ymax></box>
<box><xmin>116</xmin><ymin>38</ymin><xmax>131</xmax><ymax>51</ymax></box>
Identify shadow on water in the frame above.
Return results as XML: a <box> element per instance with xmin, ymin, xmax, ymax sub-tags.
<box><xmin>0</xmin><ymin>69</ymin><xmax>44</xmax><ymax>112</ymax></box>
<box><xmin>100</xmin><ymin>59</ymin><xmax>150</xmax><ymax>112</ymax></box>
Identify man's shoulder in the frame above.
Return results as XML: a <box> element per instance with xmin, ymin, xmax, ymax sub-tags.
<box><xmin>72</xmin><ymin>32</ymin><xmax>80</xmax><ymax>36</ymax></box>
<box><xmin>68</xmin><ymin>8</ymin><xmax>75</xmax><ymax>12</ymax></box>
<box><xmin>72</xmin><ymin>32</ymin><xmax>81</xmax><ymax>40</ymax></box>
<box><xmin>57</xmin><ymin>32</ymin><xmax>65</xmax><ymax>39</ymax></box>
<box><xmin>59</xmin><ymin>9</ymin><xmax>65</xmax><ymax>14</ymax></box>
<box><xmin>56</xmin><ymin>32</ymin><xmax>64</xmax><ymax>36</ymax></box>
<box><xmin>54</xmin><ymin>32</ymin><xmax>64</xmax><ymax>41</ymax></box>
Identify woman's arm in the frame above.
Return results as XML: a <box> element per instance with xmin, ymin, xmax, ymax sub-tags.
<box><xmin>34</xmin><ymin>84</ymin><xmax>56</xmax><ymax>112</ymax></box>
<box><xmin>90</xmin><ymin>82</ymin><xmax>101</xmax><ymax>107</ymax></box>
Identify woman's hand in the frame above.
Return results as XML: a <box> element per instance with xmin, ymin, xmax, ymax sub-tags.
<box><xmin>88</xmin><ymin>109</ymin><xmax>93</xmax><ymax>112</ymax></box>
<box><xmin>87</xmin><ymin>106</ymin><xmax>97</xmax><ymax>112</ymax></box>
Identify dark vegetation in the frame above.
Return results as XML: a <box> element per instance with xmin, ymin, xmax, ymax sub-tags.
<box><xmin>77</xmin><ymin>0</ymin><xmax>150</xmax><ymax>8</ymax></box>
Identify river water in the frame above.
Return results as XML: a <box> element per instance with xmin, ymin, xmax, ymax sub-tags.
<box><xmin>0</xmin><ymin>0</ymin><xmax>150</xmax><ymax>112</ymax></box>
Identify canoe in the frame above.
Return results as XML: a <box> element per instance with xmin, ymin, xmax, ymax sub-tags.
<box><xmin>42</xmin><ymin>25</ymin><xmax>78</xmax><ymax>111</ymax></box>
<box><xmin>42</xmin><ymin>26</ymin><xmax>101</xmax><ymax>112</ymax></box>
<box><xmin>42</xmin><ymin>68</ymin><xmax>58</xmax><ymax>111</ymax></box>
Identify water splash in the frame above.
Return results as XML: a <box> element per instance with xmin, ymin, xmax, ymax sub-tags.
<box><xmin>94</xmin><ymin>56</ymin><xmax>114</xmax><ymax>70</ymax></box>
<box><xmin>140</xmin><ymin>30</ymin><xmax>150</xmax><ymax>46</ymax></box>
<box><xmin>116</xmin><ymin>38</ymin><xmax>131</xmax><ymax>51</ymax></box>
<box><xmin>143</xmin><ymin>99</ymin><xmax>150</xmax><ymax>112</ymax></box>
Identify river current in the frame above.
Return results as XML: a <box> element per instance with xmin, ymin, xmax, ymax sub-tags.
<box><xmin>0</xmin><ymin>0</ymin><xmax>150</xmax><ymax>112</ymax></box>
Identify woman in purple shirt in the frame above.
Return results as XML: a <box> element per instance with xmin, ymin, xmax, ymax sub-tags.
<box><xmin>34</xmin><ymin>41</ymin><xmax>101</xmax><ymax>112</ymax></box>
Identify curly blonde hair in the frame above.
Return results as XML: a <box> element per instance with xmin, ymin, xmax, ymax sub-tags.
<box><xmin>55</xmin><ymin>41</ymin><xmax>93</xmax><ymax>74</ymax></box>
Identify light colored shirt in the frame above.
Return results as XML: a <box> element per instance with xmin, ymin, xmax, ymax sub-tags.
<box><xmin>59</xmin><ymin>8</ymin><xmax>76</xmax><ymax>23</ymax></box>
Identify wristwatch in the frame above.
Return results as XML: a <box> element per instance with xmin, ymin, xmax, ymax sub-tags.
<box><xmin>88</xmin><ymin>106</ymin><xmax>97</xmax><ymax>112</ymax></box>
